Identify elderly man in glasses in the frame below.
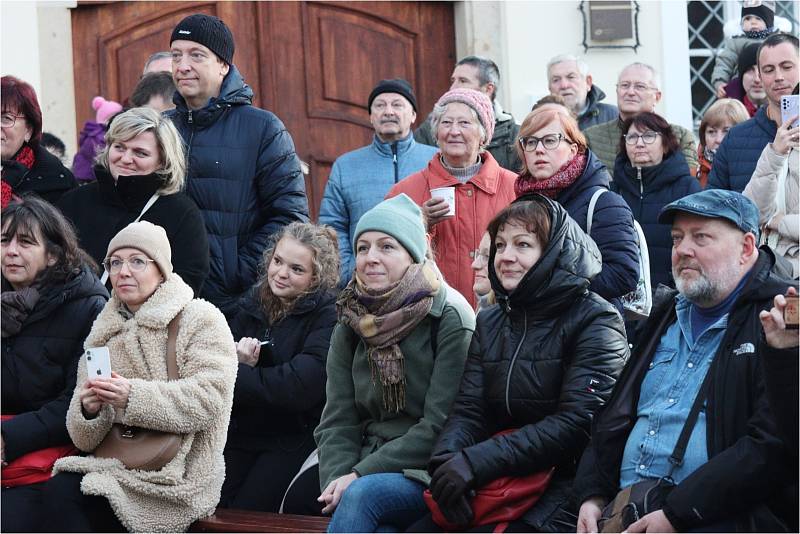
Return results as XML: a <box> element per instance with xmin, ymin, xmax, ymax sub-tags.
<box><xmin>583</xmin><ymin>63</ymin><xmax>698</xmax><ymax>172</ymax></box>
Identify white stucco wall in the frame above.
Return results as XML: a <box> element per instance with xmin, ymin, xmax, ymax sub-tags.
<box><xmin>1</xmin><ymin>0</ymin><xmax>77</xmax><ymax>159</ymax></box>
<box><xmin>456</xmin><ymin>1</ymin><xmax>693</xmax><ymax>131</ymax></box>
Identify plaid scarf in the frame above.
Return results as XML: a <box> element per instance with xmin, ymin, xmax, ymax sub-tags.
<box><xmin>514</xmin><ymin>151</ymin><xmax>587</xmax><ymax>199</ymax></box>
<box><xmin>337</xmin><ymin>261</ymin><xmax>440</xmax><ymax>412</ymax></box>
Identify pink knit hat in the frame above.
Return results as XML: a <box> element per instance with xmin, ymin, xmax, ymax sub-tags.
<box><xmin>436</xmin><ymin>88</ymin><xmax>495</xmax><ymax>145</ymax></box>
<box><xmin>92</xmin><ymin>96</ymin><xmax>123</xmax><ymax>124</ymax></box>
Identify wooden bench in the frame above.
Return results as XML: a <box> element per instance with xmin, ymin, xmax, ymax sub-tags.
<box><xmin>190</xmin><ymin>509</ymin><xmax>330</xmax><ymax>533</ymax></box>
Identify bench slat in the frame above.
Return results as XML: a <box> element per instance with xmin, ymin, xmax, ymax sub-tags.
<box><xmin>190</xmin><ymin>509</ymin><xmax>330</xmax><ymax>533</ymax></box>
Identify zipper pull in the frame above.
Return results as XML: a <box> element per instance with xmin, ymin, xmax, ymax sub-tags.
<box><xmin>188</xmin><ymin>110</ymin><xmax>193</xmax><ymax>124</ymax></box>
<box><xmin>636</xmin><ymin>167</ymin><xmax>643</xmax><ymax>196</ymax></box>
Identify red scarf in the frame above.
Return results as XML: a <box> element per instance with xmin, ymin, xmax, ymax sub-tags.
<box><xmin>514</xmin><ymin>151</ymin><xmax>587</xmax><ymax>199</ymax></box>
<box><xmin>743</xmin><ymin>95</ymin><xmax>758</xmax><ymax>118</ymax></box>
<box><xmin>1</xmin><ymin>145</ymin><xmax>35</xmax><ymax>208</ymax></box>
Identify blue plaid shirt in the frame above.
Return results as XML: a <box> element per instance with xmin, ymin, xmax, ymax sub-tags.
<box><xmin>619</xmin><ymin>295</ymin><xmax>727</xmax><ymax>488</ymax></box>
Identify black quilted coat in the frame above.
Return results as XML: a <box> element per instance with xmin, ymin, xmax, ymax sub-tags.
<box><xmin>429</xmin><ymin>196</ymin><xmax>629</xmax><ymax>530</ymax></box>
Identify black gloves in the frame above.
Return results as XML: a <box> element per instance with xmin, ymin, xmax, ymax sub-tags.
<box><xmin>439</xmin><ymin>494</ymin><xmax>474</xmax><ymax>527</ymax></box>
<box><xmin>427</xmin><ymin>451</ymin><xmax>456</xmax><ymax>475</ymax></box>
<box><xmin>430</xmin><ymin>452</ymin><xmax>475</xmax><ymax>507</ymax></box>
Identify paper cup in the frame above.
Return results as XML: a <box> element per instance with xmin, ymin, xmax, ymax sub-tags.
<box><xmin>430</xmin><ymin>187</ymin><xmax>456</xmax><ymax>216</ymax></box>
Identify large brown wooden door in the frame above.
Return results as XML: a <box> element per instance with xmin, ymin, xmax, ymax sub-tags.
<box><xmin>72</xmin><ymin>1</ymin><xmax>455</xmax><ymax>220</ymax></box>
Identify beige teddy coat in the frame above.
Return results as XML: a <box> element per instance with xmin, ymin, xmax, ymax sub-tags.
<box><xmin>54</xmin><ymin>274</ymin><xmax>237</xmax><ymax>532</ymax></box>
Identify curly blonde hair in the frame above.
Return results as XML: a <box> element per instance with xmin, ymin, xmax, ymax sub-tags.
<box><xmin>258</xmin><ymin>222</ymin><xmax>340</xmax><ymax>323</ymax></box>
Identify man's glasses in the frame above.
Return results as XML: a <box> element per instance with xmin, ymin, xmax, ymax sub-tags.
<box><xmin>103</xmin><ymin>255</ymin><xmax>156</xmax><ymax>274</ymax></box>
<box><xmin>518</xmin><ymin>133</ymin><xmax>566</xmax><ymax>152</ymax></box>
<box><xmin>623</xmin><ymin>131</ymin><xmax>661</xmax><ymax>145</ymax></box>
<box><xmin>616</xmin><ymin>82</ymin><xmax>656</xmax><ymax>93</ymax></box>
<box><xmin>473</xmin><ymin>249</ymin><xmax>490</xmax><ymax>266</ymax></box>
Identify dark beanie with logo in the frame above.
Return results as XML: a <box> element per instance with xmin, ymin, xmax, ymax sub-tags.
<box><xmin>170</xmin><ymin>14</ymin><xmax>235</xmax><ymax>65</ymax></box>
<box><xmin>367</xmin><ymin>79</ymin><xmax>418</xmax><ymax>112</ymax></box>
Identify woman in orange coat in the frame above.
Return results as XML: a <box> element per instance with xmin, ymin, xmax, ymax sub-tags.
<box><xmin>386</xmin><ymin>89</ymin><xmax>517</xmax><ymax>307</ymax></box>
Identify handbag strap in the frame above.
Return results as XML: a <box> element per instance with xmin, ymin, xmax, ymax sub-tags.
<box><xmin>667</xmin><ymin>359</ymin><xmax>714</xmax><ymax>473</ymax></box>
<box><xmin>100</xmin><ymin>193</ymin><xmax>160</xmax><ymax>286</ymax></box>
<box><xmin>586</xmin><ymin>188</ymin><xmax>606</xmax><ymax>235</ymax></box>
<box><xmin>166</xmin><ymin>312</ymin><xmax>181</xmax><ymax>381</ymax></box>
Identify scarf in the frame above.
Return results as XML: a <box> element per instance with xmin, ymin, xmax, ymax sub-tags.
<box><xmin>514</xmin><ymin>150</ymin><xmax>587</xmax><ymax>198</ymax></box>
<box><xmin>1</xmin><ymin>286</ymin><xmax>40</xmax><ymax>337</ymax></box>
<box><xmin>1</xmin><ymin>144</ymin><xmax>35</xmax><ymax>208</ymax></box>
<box><xmin>743</xmin><ymin>27</ymin><xmax>775</xmax><ymax>40</ymax></box>
<box><xmin>743</xmin><ymin>94</ymin><xmax>759</xmax><ymax>117</ymax></box>
<box><xmin>337</xmin><ymin>261</ymin><xmax>440</xmax><ymax>412</ymax></box>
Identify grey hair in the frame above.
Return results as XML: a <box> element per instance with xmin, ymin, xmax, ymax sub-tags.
<box><xmin>456</xmin><ymin>56</ymin><xmax>500</xmax><ymax>100</ymax></box>
<box><xmin>97</xmin><ymin>107</ymin><xmax>186</xmax><ymax>195</ymax></box>
<box><xmin>143</xmin><ymin>51</ymin><xmax>172</xmax><ymax>74</ymax></box>
<box><xmin>430</xmin><ymin>101</ymin><xmax>489</xmax><ymax>148</ymax></box>
<box><xmin>546</xmin><ymin>54</ymin><xmax>590</xmax><ymax>77</ymax></box>
<box><xmin>620</xmin><ymin>62</ymin><xmax>662</xmax><ymax>90</ymax></box>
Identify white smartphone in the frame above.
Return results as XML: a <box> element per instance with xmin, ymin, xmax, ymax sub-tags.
<box><xmin>780</xmin><ymin>94</ymin><xmax>799</xmax><ymax>128</ymax></box>
<box><xmin>85</xmin><ymin>347</ymin><xmax>111</xmax><ymax>379</ymax></box>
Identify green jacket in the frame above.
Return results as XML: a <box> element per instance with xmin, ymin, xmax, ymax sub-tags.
<box><xmin>584</xmin><ymin>118</ymin><xmax>698</xmax><ymax>172</ymax></box>
<box><xmin>314</xmin><ymin>285</ymin><xmax>475</xmax><ymax>490</ymax></box>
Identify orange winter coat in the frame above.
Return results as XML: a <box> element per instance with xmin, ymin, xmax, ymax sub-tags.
<box><xmin>386</xmin><ymin>152</ymin><xmax>517</xmax><ymax>307</ymax></box>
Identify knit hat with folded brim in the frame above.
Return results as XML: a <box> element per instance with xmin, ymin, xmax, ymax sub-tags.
<box><xmin>435</xmin><ymin>88</ymin><xmax>495</xmax><ymax>146</ymax></box>
<box><xmin>353</xmin><ymin>194</ymin><xmax>427</xmax><ymax>263</ymax></box>
<box><xmin>106</xmin><ymin>221</ymin><xmax>173</xmax><ymax>279</ymax></box>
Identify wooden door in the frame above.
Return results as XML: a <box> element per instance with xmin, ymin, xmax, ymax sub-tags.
<box><xmin>72</xmin><ymin>1</ymin><xmax>455</xmax><ymax>220</ymax></box>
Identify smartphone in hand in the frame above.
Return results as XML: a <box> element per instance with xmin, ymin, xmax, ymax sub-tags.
<box><xmin>780</xmin><ymin>95</ymin><xmax>799</xmax><ymax>128</ymax></box>
<box><xmin>85</xmin><ymin>347</ymin><xmax>111</xmax><ymax>379</ymax></box>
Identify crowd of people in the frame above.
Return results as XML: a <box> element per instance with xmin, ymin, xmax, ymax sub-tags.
<box><xmin>1</xmin><ymin>5</ymin><xmax>798</xmax><ymax>533</ymax></box>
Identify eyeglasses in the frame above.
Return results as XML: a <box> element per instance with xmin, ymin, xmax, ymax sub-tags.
<box><xmin>472</xmin><ymin>249</ymin><xmax>490</xmax><ymax>266</ymax></box>
<box><xmin>519</xmin><ymin>133</ymin><xmax>567</xmax><ymax>152</ymax></box>
<box><xmin>1</xmin><ymin>113</ymin><xmax>24</xmax><ymax>128</ymax></box>
<box><xmin>623</xmin><ymin>131</ymin><xmax>661</xmax><ymax>145</ymax></box>
<box><xmin>103</xmin><ymin>255</ymin><xmax>156</xmax><ymax>274</ymax></box>
<box><xmin>616</xmin><ymin>82</ymin><xmax>656</xmax><ymax>93</ymax></box>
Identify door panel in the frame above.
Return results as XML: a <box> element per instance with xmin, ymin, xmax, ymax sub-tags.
<box><xmin>72</xmin><ymin>1</ymin><xmax>455</xmax><ymax>219</ymax></box>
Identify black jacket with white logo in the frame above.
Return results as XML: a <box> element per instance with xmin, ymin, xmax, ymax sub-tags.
<box><xmin>575</xmin><ymin>247</ymin><xmax>797</xmax><ymax>531</ymax></box>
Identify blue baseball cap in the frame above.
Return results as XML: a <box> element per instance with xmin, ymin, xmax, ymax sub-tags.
<box><xmin>658</xmin><ymin>190</ymin><xmax>760</xmax><ymax>238</ymax></box>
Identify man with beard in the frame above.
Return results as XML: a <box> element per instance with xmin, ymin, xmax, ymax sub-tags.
<box><xmin>319</xmin><ymin>79</ymin><xmax>436</xmax><ymax>285</ymax></box>
<box><xmin>575</xmin><ymin>189</ymin><xmax>797</xmax><ymax>533</ymax></box>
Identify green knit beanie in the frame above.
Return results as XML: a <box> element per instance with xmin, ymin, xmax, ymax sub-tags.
<box><xmin>353</xmin><ymin>194</ymin><xmax>426</xmax><ymax>263</ymax></box>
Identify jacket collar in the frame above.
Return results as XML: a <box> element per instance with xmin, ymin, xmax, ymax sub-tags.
<box><xmin>614</xmin><ymin>150</ymin><xmax>691</xmax><ymax>194</ymax></box>
<box><xmin>85</xmin><ymin>273</ymin><xmax>194</xmax><ymax>347</ymax></box>
<box><xmin>555</xmin><ymin>150</ymin><xmax>611</xmax><ymax>205</ymax></box>
<box><xmin>426</xmin><ymin>151</ymin><xmax>505</xmax><ymax>194</ymax></box>
<box><xmin>580</xmin><ymin>85</ymin><xmax>608</xmax><ymax>117</ymax></box>
<box><xmin>95</xmin><ymin>166</ymin><xmax>162</xmax><ymax>209</ymax></box>
<box><xmin>371</xmin><ymin>132</ymin><xmax>416</xmax><ymax>158</ymax></box>
<box><xmin>171</xmin><ymin>65</ymin><xmax>253</xmax><ymax>127</ymax></box>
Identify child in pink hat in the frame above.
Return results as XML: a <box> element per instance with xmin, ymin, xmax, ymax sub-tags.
<box><xmin>72</xmin><ymin>96</ymin><xmax>123</xmax><ymax>182</ymax></box>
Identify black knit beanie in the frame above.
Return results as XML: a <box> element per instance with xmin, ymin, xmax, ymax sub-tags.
<box><xmin>741</xmin><ymin>1</ymin><xmax>775</xmax><ymax>29</ymax></box>
<box><xmin>737</xmin><ymin>42</ymin><xmax>760</xmax><ymax>81</ymax></box>
<box><xmin>367</xmin><ymin>79</ymin><xmax>418</xmax><ymax>112</ymax></box>
<box><xmin>170</xmin><ymin>14</ymin><xmax>235</xmax><ymax>65</ymax></box>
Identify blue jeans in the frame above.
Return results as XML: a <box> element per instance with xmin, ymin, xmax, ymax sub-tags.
<box><xmin>327</xmin><ymin>473</ymin><xmax>427</xmax><ymax>533</ymax></box>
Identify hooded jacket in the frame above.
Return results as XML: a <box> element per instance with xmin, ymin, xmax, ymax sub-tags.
<box><xmin>226</xmin><ymin>287</ymin><xmax>337</xmax><ymax>451</ymax></box>
<box><xmin>430</xmin><ymin>197</ymin><xmax>629</xmax><ymax>530</ymax></box>
<box><xmin>165</xmin><ymin>66</ymin><xmax>309</xmax><ymax>317</ymax></box>
<box><xmin>1</xmin><ymin>267</ymin><xmax>108</xmax><ymax>461</ymax></box>
<box><xmin>72</xmin><ymin>121</ymin><xmax>107</xmax><ymax>181</ymax></box>
<box><xmin>708</xmin><ymin>106</ymin><xmax>777</xmax><ymax>193</ymax></box>
<box><xmin>551</xmin><ymin>150</ymin><xmax>639</xmax><ymax>312</ymax></box>
<box><xmin>54</xmin><ymin>274</ymin><xmax>238</xmax><ymax>532</ymax></box>
<box><xmin>58</xmin><ymin>166</ymin><xmax>210</xmax><ymax>295</ymax></box>
<box><xmin>612</xmin><ymin>150</ymin><xmax>702</xmax><ymax>288</ymax></box>
<box><xmin>577</xmin><ymin>85</ymin><xmax>619</xmax><ymax>131</ymax></box>
<box><xmin>575</xmin><ymin>248</ymin><xmax>796</xmax><ymax>532</ymax></box>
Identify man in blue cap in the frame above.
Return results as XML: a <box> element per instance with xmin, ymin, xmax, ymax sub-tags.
<box><xmin>574</xmin><ymin>190</ymin><xmax>797</xmax><ymax>533</ymax></box>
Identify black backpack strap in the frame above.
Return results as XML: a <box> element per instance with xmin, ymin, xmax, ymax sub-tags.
<box><xmin>668</xmin><ymin>360</ymin><xmax>715</xmax><ymax>473</ymax></box>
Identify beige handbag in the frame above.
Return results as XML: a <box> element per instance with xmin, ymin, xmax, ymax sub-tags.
<box><xmin>93</xmin><ymin>313</ymin><xmax>182</xmax><ymax>471</ymax></box>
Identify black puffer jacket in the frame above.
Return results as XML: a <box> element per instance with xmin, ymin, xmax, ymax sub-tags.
<box><xmin>430</xmin><ymin>196</ymin><xmax>629</xmax><ymax>530</ymax></box>
<box><xmin>166</xmin><ymin>66</ymin><xmax>309</xmax><ymax>317</ymax></box>
<box><xmin>1</xmin><ymin>267</ymin><xmax>108</xmax><ymax>461</ymax></box>
<box><xmin>226</xmin><ymin>287</ymin><xmax>337</xmax><ymax>451</ymax></box>
<box><xmin>2</xmin><ymin>144</ymin><xmax>77</xmax><ymax>205</ymax></box>
<box><xmin>612</xmin><ymin>150</ymin><xmax>702</xmax><ymax>288</ymax></box>
<box><xmin>57</xmin><ymin>166</ymin><xmax>209</xmax><ymax>295</ymax></box>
